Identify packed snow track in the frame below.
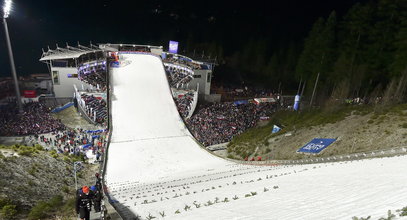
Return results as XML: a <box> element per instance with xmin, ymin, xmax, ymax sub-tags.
<box><xmin>105</xmin><ymin>53</ymin><xmax>407</xmax><ymax>220</ymax></box>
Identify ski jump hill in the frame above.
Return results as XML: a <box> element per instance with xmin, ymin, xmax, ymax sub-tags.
<box><xmin>105</xmin><ymin>53</ymin><xmax>407</xmax><ymax>220</ymax></box>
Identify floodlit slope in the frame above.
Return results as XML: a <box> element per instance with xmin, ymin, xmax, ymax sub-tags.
<box><xmin>105</xmin><ymin>53</ymin><xmax>407</xmax><ymax>220</ymax></box>
<box><xmin>105</xmin><ymin>53</ymin><xmax>231</xmax><ymax>184</ymax></box>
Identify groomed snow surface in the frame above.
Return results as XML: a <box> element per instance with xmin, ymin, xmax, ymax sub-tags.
<box><xmin>105</xmin><ymin>53</ymin><xmax>407</xmax><ymax>220</ymax></box>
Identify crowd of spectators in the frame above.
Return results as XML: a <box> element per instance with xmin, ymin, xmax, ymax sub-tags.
<box><xmin>163</xmin><ymin>55</ymin><xmax>202</xmax><ymax>70</ymax></box>
<box><xmin>0</xmin><ymin>80</ymin><xmax>15</xmax><ymax>100</ymax></box>
<box><xmin>0</xmin><ymin>101</ymin><xmax>65</xmax><ymax>136</ymax></box>
<box><xmin>80</xmin><ymin>94</ymin><xmax>107</xmax><ymax>124</ymax></box>
<box><xmin>174</xmin><ymin>92</ymin><xmax>194</xmax><ymax>118</ymax></box>
<box><xmin>78</xmin><ymin>61</ymin><xmax>107</xmax><ymax>91</ymax></box>
<box><xmin>186</xmin><ymin>102</ymin><xmax>277</xmax><ymax>146</ymax></box>
<box><xmin>33</xmin><ymin>128</ymin><xmax>106</xmax><ymax>160</ymax></box>
<box><xmin>212</xmin><ymin>84</ymin><xmax>278</xmax><ymax>101</ymax></box>
<box><xmin>165</xmin><ymin>65</ymin><xmax>194</xmax><ymax>88</ymax></box>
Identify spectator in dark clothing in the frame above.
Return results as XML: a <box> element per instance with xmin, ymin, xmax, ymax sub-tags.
<box><xmin>91</xmin><ymin>185</ymin><xmax>102</xmax><ymax>212</ymax></box>
<box><xmin>76</xmin><ymin>186</ymin><xmax>94</xmax><ymax>220</ymax></box>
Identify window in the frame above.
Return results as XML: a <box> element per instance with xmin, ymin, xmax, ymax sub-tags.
<box><xmin>194</xmin><ymin>75</ymin><xmax>201</xmax><ymax>78</ymax></box>
<box><xmin>207</xmin><ymin>72</ymin><xmax>211</xmax><ymax>83</ymax></box>
<box><xmin>52</xmin><ymin>60</ymin><xmax>67</xmax><ymax>67</ymax></box>
<box><xmin>52</xmin><ymin>71</ymin><xmax>59</xmax><ymax>84</ymax></box>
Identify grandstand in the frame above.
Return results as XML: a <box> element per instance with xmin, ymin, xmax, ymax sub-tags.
<box><xmin>37</xmin><ymin>43</ymin><xmax>212</xmax><ymax>127</ymax></box>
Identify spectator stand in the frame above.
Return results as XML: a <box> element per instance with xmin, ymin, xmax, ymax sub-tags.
<box><xmin>78</xmin><ymin>60</ymin><xmax>107</xmax><ymax>92</ymax></box>
<box><xmin>162</xmin><ymin>52</ymin><xmax>206</xmax><ymax>70</ymax></box>
<box><xmin>171</xmin><ymin>86</ymin><xmax>198</xmax><ymax>119</ymax></box>
<box><xmin>186</xmin><ymin>101</ymin><xmax>278</xmax><ymax>147</ymax></box>
<box><xmin>74</xmin><ymin>84</ymin><xmax>107</xmax><ymax>126</ymax></box>
<box><xmin>0</xmin><ymin>101</ymin><xmax>66</xmax><ymax>136</ymax></box>
<box><xmin>163</xmin><ymin>62</ymin><xmax>194</xmax><ymax>89</ymax></box>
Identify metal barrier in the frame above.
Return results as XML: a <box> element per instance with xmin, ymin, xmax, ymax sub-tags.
<box><xmin>99</xmin><ymin>61</ymin><xmax>125</xmax><ymax>220</ymax></box>
<box><xmin>229</xmin><ymin>147</ymin><xmax>407</xmax><ymax>166</ymax></box>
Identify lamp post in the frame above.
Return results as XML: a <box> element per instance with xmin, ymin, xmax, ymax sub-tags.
<box><xmin>74</xmin><ymin>161</ymin><xmax>83</xmax><ymax>191</ymax></box>
<box><xmin>3</xmin><ymin>0</ymin><xmax>23</xmax><ymax>113</ymax></box>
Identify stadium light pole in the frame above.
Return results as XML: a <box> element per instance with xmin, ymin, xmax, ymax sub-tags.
<box><xmin>3</xmin><ymin>0</ymin><xmax>23</xmax><ymax>113</ymax></box>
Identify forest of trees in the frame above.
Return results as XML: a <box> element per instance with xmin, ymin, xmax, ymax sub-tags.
<box><xmin>191</xmin><ymin>0</ymin><xmax>407</xmax><ymax>106</ymax></box>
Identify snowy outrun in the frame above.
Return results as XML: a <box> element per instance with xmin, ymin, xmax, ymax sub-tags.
<box><xmin>105</xmin><ymin>53</ymin><xmax>407</xmax><ymax>220</ymax></box>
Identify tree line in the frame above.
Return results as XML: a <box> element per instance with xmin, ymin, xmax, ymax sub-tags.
<box><xmin>191</xmin><ymin>0</ymin><xmax>407</xmax><ymax>106</ymax></box>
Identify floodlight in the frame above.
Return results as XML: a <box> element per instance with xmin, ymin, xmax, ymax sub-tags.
<box><xmin>3</xmin><ymin>0</ymin><xmax>12</xmax><ymax>18</ymax></box>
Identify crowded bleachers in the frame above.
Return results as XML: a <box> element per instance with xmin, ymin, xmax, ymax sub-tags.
<box><xmin>79</xmin><ymin>94</ymin><xmax>107</xmax><ymax>124</ymax></box>
<box><xmin>78</xmin><ymin>60</ymin><xmax>107</xmax><ymax>91</ymax></box>
<box><xmin>211</xmin><ymin>84</ymin><xmax>278</xmax><ymax>101</ymax></box>
<box><xmin>163</xmin><ymin>54</ymin><xmax>202</xmax><ymax>70</ymax></box>
<box><xmin>174</xmin><ymin>91</ymin><xmax>194</xmax><ymax>118</ymax></box>
<box><xmin>0</xmin><ymin>80</ymin><xmax>15</xmax><ymax>100</ymax></box>
<box><xmin>164</xmin><ymin>63</ymin><xmax>194</xmax><ymax>88</ymax></box>
<box><xmin>0</xmin><ymin>101</ymin><xmax>65</xmax><ymax>136</ymax></box>
<box><xmin>186</xmin><ymin>102</ymin><xmax>277</xmax><ymax>146</ymax></box>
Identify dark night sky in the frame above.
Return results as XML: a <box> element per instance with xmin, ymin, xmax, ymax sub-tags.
<box><xmin>0</xmin><ymin>0</ymin><xmax>366</xmax><ymax>77</ymax></box>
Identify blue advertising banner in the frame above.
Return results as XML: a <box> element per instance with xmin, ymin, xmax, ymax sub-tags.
<box><xmin>297</xmin><ymin>138</ymin><xmax>336</xmax><ymax>154</ymax></box>
<box><xmin>233</xmin><ymin>100</ymin><xmax>249</xmax><ymax>105</ymax></box>
<box><xmin>51</xmin><ymin>102</ymin><xmax>74</xmax><ymax>113</ymax></box>
<box><xmin>169</xmin><ymin>41</ymin><xmax>179</xmax><ymax>54</ymax></box>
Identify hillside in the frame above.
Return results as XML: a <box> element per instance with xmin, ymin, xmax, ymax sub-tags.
<box><xmin>227</xmin><ymin>104</ymin><xmax>407</xmax><ymax>160</ymax></box>
<box><xmin>0</xmin><ymin>145</ymin><xmax>97</xmax><ymax>219</ymax></box>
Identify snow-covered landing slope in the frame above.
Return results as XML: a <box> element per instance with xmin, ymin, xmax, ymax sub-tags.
<box><xmin>105</xmin><ymin>54</ymin><xmax>407</xmax><ymax>220</ymax></box>
<box><xmin>105</xmin><ymin>53</ymin><xmax>232</xmax><ymax>184</ymax></box>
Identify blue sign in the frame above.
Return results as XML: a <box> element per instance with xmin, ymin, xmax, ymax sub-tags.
<box><xmin>233</xmin><ymin>100</ymin><xmax>248</xmax><ymax>105</ymax></box>
<box><xmin>169</xmin><ymin>41</ymin><xmax>179</xmax><ymax>54</ymax></box>
<box><xmin>86</xmin><ymin>129</ymin><xmax>106</xmax><ymax>133</ymax></box>
<box><xmin>272</xmin><ymin>125</ymin><xmax>281</xmax><ymax>133</ymax></box>
<box><xmin>293</xmin><ymin>95</ymin><xmax>300</xmax><ymax>111</ymax></box>
<box><xmin>51</xmin><ymin>102</ymin><xmax>74</xmax><ymax>113</ymax></box>
<box><xmin>82</xmin><ymin>144</ymin><xmax>92</xmax><ymax>149</ymax></box>
<box><xmin>110</xmin><ymin>61</ymin><xmax>120</xmax><ymax>68</ymax></box>
<box><xmin>297</xmin><ymin>138</ymin><xmax>336</xmax><ymax>154</ymax></box>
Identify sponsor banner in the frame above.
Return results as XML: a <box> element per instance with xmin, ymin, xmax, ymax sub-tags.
<box><xmin>86</xmin><ymin>129</ymin><xmax>105</xmax><ymax>134</ymax></box>
<box><xmin>253</xmin><ymin>97</ymin><xmax>276</xmax><ymax>104</ymax></box>
<box><xmin>297</xmin><ymin>138</ymin><xmax>336</xmax><ymax>154</ymax></box>
<box><xmin>51</xmin><ymin>102</ymin><xmax>74</xmax><ymax>113</ymax></box>
<box><xmin>233</xmin><ymin>100</ymin><xmax>248</xmax><ymax>106</ymax></box>
<box><xmin>169</xmin><ymin>40</ymin><xmax>179</xmax><ymax>54</ymax></box>
<box><xmin>23</xmin><ymin>90</ymin><xmax>37</xmax><ymax>98</ymax></box>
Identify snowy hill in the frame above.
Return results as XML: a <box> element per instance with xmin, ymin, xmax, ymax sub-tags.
<box><xmin>105</xmin><ymin>53</ymin><xmax>407</xmax><ymax>220</ymax></box>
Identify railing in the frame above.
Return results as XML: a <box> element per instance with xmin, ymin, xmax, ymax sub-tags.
<box><xmin>99</xmin><ymin>59</ymin><xmax>125</xmax><ymax>220</ymax></box>
<box><xmin>186</xmin><ymin>84</ymin><xmax>199</xmax><ymax>119</ymax></box>
<box><xmin>230</xmin><ymin>147</ymin><xmax>407</xmax><ymax>166</ymax></box>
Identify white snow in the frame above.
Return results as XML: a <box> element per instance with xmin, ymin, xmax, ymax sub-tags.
<box><xmin>105</xmin><ymin>53</ymin><xmax>407</xmax><ymax>220</ymax></box>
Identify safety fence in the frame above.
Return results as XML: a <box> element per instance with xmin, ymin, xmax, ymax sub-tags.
<box><xmin>98</xmin><ymin>62</ymin><xmax>125</xmax><ymax>220</ymax></box>
<box><xmin>233</xmin><ymin>146</ymin><xmax>407</xmax><ymax>166</ymax></box>
<box><xmin>50</xmin><ymin>102</ymin><xmax>73</xmax><ymax>113</ymax></box>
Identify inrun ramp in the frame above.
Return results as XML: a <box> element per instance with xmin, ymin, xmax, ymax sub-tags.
<box><xmin>106</xmin><ymin>53</ymin><xmax>231</xmax><ymax>184</ymax></box>
<box><xmin>105</xmin><ymin>53</ymin><xmax>407</xmax><ymax>220</ymax></box>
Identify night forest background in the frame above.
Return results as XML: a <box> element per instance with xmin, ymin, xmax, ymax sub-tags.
<box><xmin>2</xmin><ymin>0</ymin><xmax>407</xmax><ymax>105</ymax></box>
<box><xmin>179</xmin><ymin>0</ymin><xmax>407</xmax><ymax>105</ymax></box>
